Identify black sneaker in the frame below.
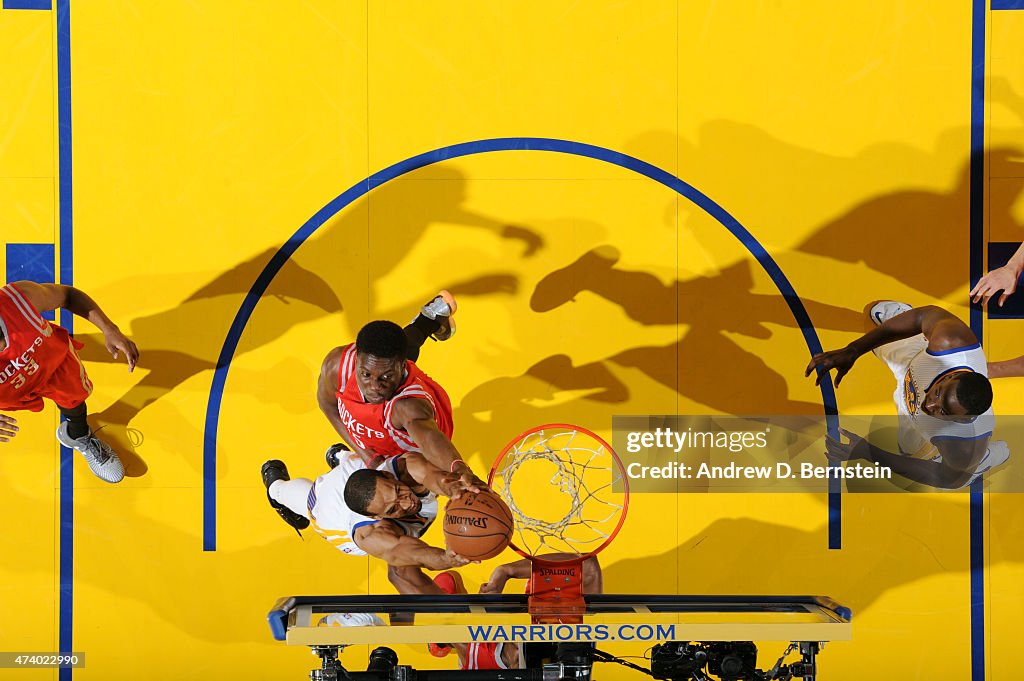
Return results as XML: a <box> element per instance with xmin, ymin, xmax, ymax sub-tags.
<box><xmin>261</xmin><ymin>459</ymin><xmax>309</xmax><ymax>534</ymax></box>
<box><xmin>325</xmin><ymin>442</ymin><xmax>351</xmax><ymax>470</ymax></box>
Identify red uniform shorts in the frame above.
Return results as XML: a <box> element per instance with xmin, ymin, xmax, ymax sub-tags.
<box><xmin>460</xmin><ymin>642</ymin><xmax>510</xmax><ymax>670</ymax></box>
<box><xmin>0</xmin><ymin>339</ymin><xmax>92</xmax><ymax>412</ymax></box>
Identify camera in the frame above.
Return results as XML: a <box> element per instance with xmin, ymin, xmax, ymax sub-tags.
<box><xmin>366</xmin><ymin>646</ymin><xmax>398</xmax><ymax>673</ymax></box>
<box><xmin>651</xmin><ymin>641</ymin><xmax>758</xmax><ymax>681</ymax></box>
<box><xmin>651</xmin><ymin>642</ymin><xmax>709</xmax><ymax>680</ymax></box>
<box><xmin>706</xmin><ymin>642</ymin><xmax>758</xmax><ymax>680</ymax></box>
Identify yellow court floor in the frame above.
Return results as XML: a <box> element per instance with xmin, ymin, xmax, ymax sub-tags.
<box><xmin>1</xmin><ymin>1</ymin><xmax>1023</xmax><ymax>680</ymax></box>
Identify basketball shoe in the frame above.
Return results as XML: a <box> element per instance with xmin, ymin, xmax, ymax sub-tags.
<box><xmin>869</xmin><ymin>301</ymin><xmax>912</xmax><ymax>327</ymax></box>
<box><xmin>56</xmin><ymin>422</ymin><xmax>124</xmax><ymax>483</ymax></box>
<box><xmin>418</xmin><ymin>290</ymin><xmax>457</xmax><ymax>341</ymax></box>
<box><xmin>261</xmin><ymin>459</ymin><xmax>310</xmax><ymax>534</ymax></box>
<box><xmin>325</xmin><ymin>442</ymin><xmax>351</xmax><ymax>470</ymax></box>
<box><xmin>319</xmin><ymin>612</ymin><xmax>386</xmax><ymax>628</ymax></box>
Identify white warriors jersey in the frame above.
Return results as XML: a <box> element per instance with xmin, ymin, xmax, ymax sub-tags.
<box><xmin>873</xmin><ymin>335</ymin><xmax>1006</xmax><ymax>486</ymax></box>
<box><xmin>306</xmin><ymin>452</ymin><xmax>438</xmax><ymax>557</ymax></box>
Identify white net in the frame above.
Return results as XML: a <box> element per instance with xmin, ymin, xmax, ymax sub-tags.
<box><xmin>489</xmin><ymin>425</ymin><xmax>627</xmax><ymax>558</ymax></box>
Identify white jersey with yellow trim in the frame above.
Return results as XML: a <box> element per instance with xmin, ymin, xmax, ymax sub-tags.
<box><xmin>306</xmin><ymin>452</ymin><xmax>439</xmax><ymax>557</ymax></box>
<box><xmin>872</xmin><ymin>335</ymin><xmax>1004</xmax><ymax>486</ymax></box>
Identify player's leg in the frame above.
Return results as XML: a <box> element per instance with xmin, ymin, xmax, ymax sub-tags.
<box><xmin>429</xmin><ymin>570</ymin><xmax>467</xmax><ymax>660</ymax></box>
<box><xmin>325</xmin><ymin>442</ymin><xmax>350</xmax><ymax>469</ymax></box>
<box><xmin>404</xmin><ymin>290</ymin><xmax>457</xmax><ymax>362</ymax></box>
<box><xmin>462</xmin><ymin>642</ymin><xmax>515</xmax><ymax>670</ymax></box>
<box><xmin>46</xmin><ymin>344</ymin><xmax>125</xmax><ymax>483</ymax></box>
<box><xmin>54</xmin><ymin>399</ymin><xmax>125</xmax><ymax>483</ymax></box>
<box><xmin>383</xmin><ymin>565</ymin><xmax>467</xmax><ymax>658</ymax></box>
<box><xmin>864</xmin><ymin>301</ymin><xmax>927</xmax><ymax>380</ymax></box>
<box><xmin>429</xmin><ymin>569</ymin><xmax>518</xmax><ymax>670</ymax></box>
<box><xmin>57</xmin><ymin>400</ymin><xmax>89</xmax><ymax>439</ymax></box>
<box><xmin>261</xmin><ymin>460</ymin><xmax>312</xmax><ymax>533</ymax></box>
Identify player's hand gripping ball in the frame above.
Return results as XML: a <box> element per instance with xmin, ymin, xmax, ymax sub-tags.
<box><xmin>443</xmin><ymin>490</ymin><xmax>514</xmax><ymax>560</ymax></box>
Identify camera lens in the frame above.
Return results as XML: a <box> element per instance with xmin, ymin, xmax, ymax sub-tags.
<box><xmin>367</xmin><ymin>646</ymin><xmax>398</xmax><ymax>672</ymax></box>
<box><xmin>720</xmin><ymin>655</ymin><xmax>745</xmax><ymax>678</ymax></box>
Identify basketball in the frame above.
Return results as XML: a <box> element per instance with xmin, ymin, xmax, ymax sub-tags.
<box><xmin>443</xmin><ymin>490</ymin><xmax>514</xmax><ymax>560</ymax></box>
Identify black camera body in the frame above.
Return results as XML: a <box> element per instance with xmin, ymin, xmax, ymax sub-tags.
<box><xmin>706</xmin><ymin>642</ymin><xmax>758</xmax><ymax>680</ymax></box>
<box><xmin>651</xmin><ymin>641</ymin><xmax>759</xmax><ymax>681</ymax></box>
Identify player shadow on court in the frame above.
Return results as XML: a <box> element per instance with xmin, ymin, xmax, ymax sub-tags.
<box><xmin>74</xmin><ymin>249</ymin><xmax>344</xmax><ymax>476</ymax></box>
<box><xmin>793</xmin><ymin>77</ymin><xmax>1024</xmax><ymax>299</ymax></box>
<box><xmin>529</xmin><ymin>254</ymin><xmax>864</xmax><ymax>413</ymax></box>
<box><xmin>284</xmin><ymin>164</ymin><xmax>541</xmax><ymax>337</ymax></box>
<box><xmin>0</xmin><ymin>477</ymin><xmax>381</xmax><ymax>645</ymax></box>
<box><xmin>451</xmin><ymin>257</ymin><xmax>864</xmax><ymax>465</ymax></box>
<box><xmin>73</xmin><ymin>166</ymin><xmax>543</xmax><ymax>476</ymax></box>
<box><xmin>624</xmin><ymin>90</ymin><xmax>1024</xmax><ymax>302</ymax></box>
<box><xmin>597</xmin><ymin>117</ymin><xmax>1023</xmax><ymax>414</ymax></box>
<box><xmin>451</xmin><ymin>107</ymin><xmax>1024</xmax><ymax>464</ymax></box>
<box><xmin>599</xmin><ymin>492</ymin><xmax>1024</xmax><ymax>617</ymax></box>
<box><xmin>795</xmin><ymin>147</ymin><xmax>1024</xmax><ymax>300</ymax></box>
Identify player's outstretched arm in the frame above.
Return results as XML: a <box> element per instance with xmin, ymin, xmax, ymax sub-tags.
<box><xmin>480</xmin><ymin>555</ymin><xmax>603</xmax><ymax>594</ymax></box>
<box><xmin>316</xmin><ymin>347</ymin><xmax>373</xmax><ymax>463</ymax></box>
<box><xmin>827</xmin><ymin>428</ymin><xmax>987</xmax><ymax>489</ymax></box>
<box><xmin>390</xmin><ymin>398</ymin><xmax>484</xmax><ymax>489</ymax></box>
<box><xmin>354</xmin><ymin>520</ymin><xmax>474</xmax><ymax>569</ymax></box>
<box><xmin>989</xmin><ymin>353</ymin><xmax>1024</xmax><ymax>379</ymax></box>
<box><xmin>12</xmin><ymin>281</ymin><xmax>138</xmax><ymax>371</ymax></box>
<box><xmin>971</xmin><ymin>242</ymin><xmax>1024</xmax><ymax>307</ymax></box>
<box><xmin>912</xmin><ymin>305</ymin><xmax>978</xmax><ymax>352</ymax></box>
<box><xmin>479</xmin><ymin>560</ymin><xmax>529</xmax><ymax>594</ymax></box>
<box><xmin>401</xmin><ymin>451</ymin><xmax>481</xmax><ymax>498</ymax></box>
<box><xmin>806</xmin><ymin>305</ymin><xmax>975</xmax><ymax>388</ymax></box>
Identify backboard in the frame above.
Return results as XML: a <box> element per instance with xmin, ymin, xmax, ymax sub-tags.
<box><xmin>269</xmin><ymin>593</ymin><xmax>851</xmax><ymax>646</ymax></box>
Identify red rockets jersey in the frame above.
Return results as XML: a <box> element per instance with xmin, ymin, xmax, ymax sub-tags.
<box><xmin>0</xmin><ymin>284</ymin><xmax>88</xmax><ymax>412</ymax></box>
<box><xmin>335</xmin><ymin>343</ymin><xmax>454</xmax><ymax>457</ymax></box>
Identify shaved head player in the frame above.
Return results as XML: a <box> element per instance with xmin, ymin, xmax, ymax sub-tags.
<box><xmin>264</xmin><ymin>444</ymin><xmax>479</xmax><ymax>589</ymax></box>
<box><xmin>806</xmin><ymin>301</ymin><xmax>1005</xmax><ymax>489</ymax></box>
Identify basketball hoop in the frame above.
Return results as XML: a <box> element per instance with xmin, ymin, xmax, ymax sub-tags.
<box><xmin>488</xmin><ymin>423</ymin><xmax>629</xmax><ymax>623</ymax></box>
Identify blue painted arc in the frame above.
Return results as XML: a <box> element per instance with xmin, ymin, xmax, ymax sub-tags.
<box><xmin>201</xmin><ymin>137</ymin><xmax>842</xmax><ymax>551</ymax></box>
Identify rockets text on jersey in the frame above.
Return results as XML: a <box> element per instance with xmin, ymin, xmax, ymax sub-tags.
<box><xmin>337</xmin><ymin>399</ymin><xmax>388</xmax><ymax>449</ymax></box>
<box><xmin>0</xmin><ymin>335</ymin><xmax>45</xmax><ymax>389</ymax></box>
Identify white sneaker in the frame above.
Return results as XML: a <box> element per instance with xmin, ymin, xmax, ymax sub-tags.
<box><xmin>319</xmin><ymin>612</ymin><xmax>385</xmax><ymax>628</ymax></box>
<box><xmin>56</xmin><ymin>422</ymin><xmax>125</xmax><ymax>483</ymax></box>
<box><xmin>869</xmin><ymin>301</ymin><xmax>912</xmax><ymax>327</ymax></box>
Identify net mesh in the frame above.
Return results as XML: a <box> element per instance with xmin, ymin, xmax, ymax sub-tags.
<box><xmin>490</xmin><ymin>426</ymin><xmax>626</xmax><ymax>558</ymax></box>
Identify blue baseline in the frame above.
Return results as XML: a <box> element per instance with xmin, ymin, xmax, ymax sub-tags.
<box><xmin>2</xmin><ymin>0</ymin><xmax>52</xmax><ymax>9</ymax></box>
<box><xmin>969</xmin><ymin>0</ymin><xmax>986</xmax><ymax>679</ymax></box>
<box><xmin>992</xmin><ymin>0</ymin><xmax>1024</xmax><ymax>10</ymax></box>
<box><xmin>5</xmin><ymin>243</ymin><xmax>56</xmax><ymax>321</ymax></box>
<box><xmin>201</xmin><ymin>137</ymin><xmax>841</xmax><ymax>551</ymax></box>
<box><xmin>57</xmin><ymin>0</ymin><xmax>74</xmax><ymax>678</ymax></box>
